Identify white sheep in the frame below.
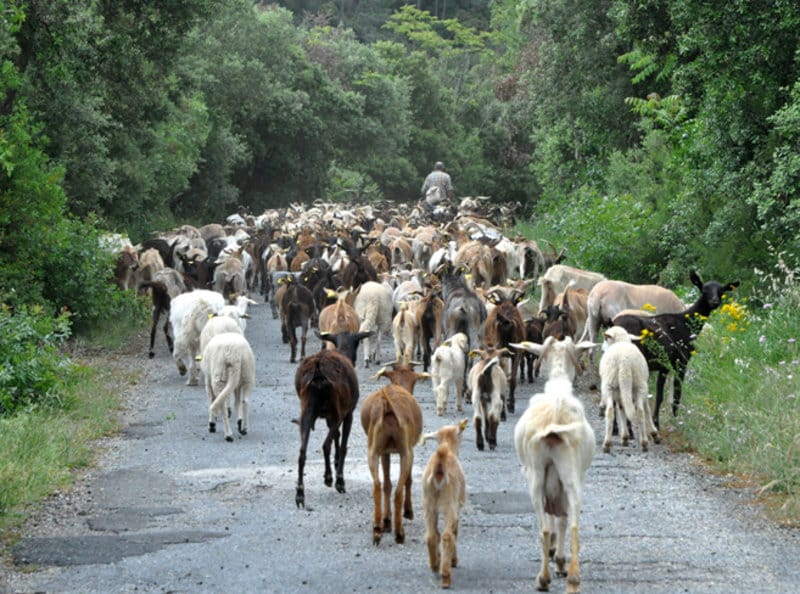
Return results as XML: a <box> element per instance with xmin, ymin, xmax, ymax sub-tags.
<box><xmin>354</xmin><ymin>280</ymin><xmax>393</xmax><ymax>367</ymax></box>
<box><xmin>169</xmin><ymin>290</ymin><xmax>226</xmax><ymax>385</ymax></box>
<box><xmin>420</xmin><ymin>419</ymin><xmax>469</xmax><ymax>589</ymax></box>
<box><xmin>201</xmin><ymin>332</ymin><xmax>255</xmax><ymax>442</ymax></box>
<box><xmin>599</xmin><ymin>326</ymin><xmax>659</xmax><ymax>452</ymax></box>
<box><xmin>512</xmin><ymin>336</ymin><xmax>597</xmax><ymax>593</ymax></box>
<box><xmin>199</xmin><ymin>315</ymin><xmax>242</xmax><ymax>357</ymax></box>
<box><xmin>431</xmin><ymin>332</ymin><xmax>468</xmax><ymax>416</ymax></box>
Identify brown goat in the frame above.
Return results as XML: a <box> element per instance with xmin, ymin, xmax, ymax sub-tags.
<box><xmin>482</xmin><ymin>287</ymin><xmax>525</xmax><ymax>415</ymax></box>
<box><xmin>278</xmin><ymin>275</ymin><xmax>315</xmax><ymax>363</ymax></box>
<box><xmin>416</xmin><ymin>286</ymin><xmax>444</xmax><ymax>371</ymax></box>
<box><xmin>361</xmin><ymin>363</ymin><xmax>428</xmax><ymax>545</ymax></box>
<box><xmin>294</xmin><ymin>349</ymin><xmax>360</xmax><ymax>508</ymax></box>
<box><xmin>421</xmin><ymin>420</ymin><xmax>468</xmax><ymax>589</ymax></box>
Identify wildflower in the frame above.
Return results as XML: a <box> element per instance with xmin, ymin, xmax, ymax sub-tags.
<box><xmin>763</xmin><ymin>303</ymin><xmax>773</xmax><ymax>309</ymax></box>
<box><xmin>759</xmin><ymin>335</ymin><xmax>767</xmax><ymax>345</ymax></box>
<box><xmin>789</xmin><ymin>338</ymin><xmax>796</xmax><ymax>344</ymax></box>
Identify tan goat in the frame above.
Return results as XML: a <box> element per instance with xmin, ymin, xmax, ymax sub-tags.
<box><xmin>318</xmin><ymin>289</ymin><xmax>360</xmax><ymax>350</ymax></box>
<box><xmin>421</xmin><ymin>420</ymin><xmax>468</xmax><ymax>589</ymax></box>
<box><xmin>361</xmin><ymin>363</ymin><xmax>429</xmax><ymax>545</ymax></box>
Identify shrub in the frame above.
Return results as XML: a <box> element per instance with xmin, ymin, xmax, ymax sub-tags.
<box><xmin>0</xmin><ymin>305</ymin><xmax>76</xmax><ymax>416</ymax></box>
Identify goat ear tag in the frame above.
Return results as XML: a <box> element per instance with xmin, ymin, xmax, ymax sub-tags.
<box><xmin>458</xmin><ymin>419</ymin><xmax>469</xmax><ymax>432</ymax></box>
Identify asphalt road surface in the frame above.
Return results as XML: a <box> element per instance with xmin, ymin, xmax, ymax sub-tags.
<box><xmin>3</xmin><ymin>293</ymin><xmax>800</xmax><ymax>593</ymax></box>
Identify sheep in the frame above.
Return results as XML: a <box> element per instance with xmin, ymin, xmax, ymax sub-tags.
<box><xmin>353</xmin><ymin>280</ymin><xmax>393</xmax><ymax>368</ymax></box>
<box><xmin>199</xmin><ymin>315</ymin><xmax>243</xmax><ymax>357</ymax></box>
<box><xmin>361</xmin><ymin>363</ymin><xmax>427</xmax><ymax>545</ymax></box>
<box><xmin>612</xmin><ymin>271</ymin><xmax>740</xmax><ymax>427</ymax></box>
<box><xmin>431</xmin><ymin>333</ymin><xmax>469</xmax><ymax>416</ymax></box>
<box><xmin>294</xmin><ymin>347</ymin><xmax>360</xmax><ymax>508</ymax></box>
<box><xmin>201</xmin><ymin>332</ymin><xmax>255</xmax><ymax>442</ymax></box>
<box><xmin>468</xmin><ymin>347</ymin><xmax>508</xmax><ymax>451</ymax></box>
<box><xmin>581</xmin><ymin>278</ymin><xmax>687</xmax><ymax>345</ymax></box>
<box><xmin>599</xmin><ymin>326</ymin><xmax>659</xmax><ymax>453</ymax></box>
<box><xmin>420</xmin><ymin>420</ymin><xmax>469</xmax><ymax>589</ymax></box>
<box><xmin>169</xmin><ymin>289</ymin><xmax>226</xmax><ymax>385</ymax></box>
<box><xmin>537</xmin><ymin>264</ymin><xmax>606</xmax><ymax>313</ymax></box>
<box><xmin>512</xmin><ymin>336</ymin><xmax>597</xmax><ymax>594</ymax></box>
<box><xmin>392</xmin><ymin>301</ymin><xmax>418</xmax><ymax>365</ymax></box>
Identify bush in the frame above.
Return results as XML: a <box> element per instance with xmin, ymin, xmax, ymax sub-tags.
<box><xmin>0</xmin><ymin>305</ymin><xmax>76</xmax><ymax>416</ymax></box>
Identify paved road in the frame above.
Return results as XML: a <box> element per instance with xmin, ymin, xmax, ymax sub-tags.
<box><xmin>4</xmin><ymin>294</ymin><xmax>800</xmax><ymax>593</ymax></box>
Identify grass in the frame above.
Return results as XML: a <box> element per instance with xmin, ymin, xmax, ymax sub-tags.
<box><xmin>0</xmin><ymin>311</ymin><xmax>145</xmax><ymax>542</ymax></box>
<box><xmin>665</xmin><ymin>260</ymin><xmax>800</xmax><ymax>525</ymax></box>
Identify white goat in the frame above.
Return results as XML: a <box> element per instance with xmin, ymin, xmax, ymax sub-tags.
<box><xmin>392</xmin><ymin>301</ymin><xmax>418</xmax><ymax>365</ymax></box>
<box><xmin>599</xmin><ymin>326</ymin><xmax>659</xmax><ymax>452</ymax></box>
<box><xmin>431</xmin><ymin>333</ymin><xmax>468</xmax><ymax>416</ymax></box>
<box><xmin>199</xmin><ymin>315</ymin><xmax>242</xmax><ymax>357</ymax></box>
<box><xmin>354</xmin><ymin>280</ymin><xmax>393</xmax><ymax>367</ymax></box>
<box><xmin>511</xmin><ymin>336</ymin><xmax>597</xmax><ymax>594</ymax></box>
<box><xmin>468</xmin><ymin>347</ymin><xmax>508</xmax><ymax>451</ymax></box>
<box><xmin>420</xmin><ymin>420</ymin><xmax>469</xmax><ymax>589</ymax></box>
<box><xmin>201</xmin><ymin>332</ymin><xmax>255</xmax><ymax>442</ymax></box>
<box><xmin>169</xmin><ymin>290</ymin><xmax>226</xmax><ymax>386</ymax></box>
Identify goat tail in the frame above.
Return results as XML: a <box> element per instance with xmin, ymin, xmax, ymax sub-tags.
<box><xmin>531</xmin><ymin>421</ymin><xmax>587</xmax><ymax>449</ymax></box>
<box><xmin>430</xmin><ymin>444</ymin><xmax>451</xmax><ymax>489</ymax></box>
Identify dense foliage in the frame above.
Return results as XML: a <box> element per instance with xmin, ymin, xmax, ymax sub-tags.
<box><xmin>1</xmin><ymin>0</ymin><xmax>799</xmax><ymax>413</ymax></box>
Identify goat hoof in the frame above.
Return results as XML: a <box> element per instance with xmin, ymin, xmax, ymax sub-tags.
<box><xmin>373</xmin><ymin>529</ymin><xmax>382</xmax><ymax>546</ymax></box>
<box><xmin>395</xmin><ymin>531</ymin><xmax>405</xmax><ymax>544</ymax></box>
<box><xmin>476</xmin><ymin>442</ymin><xmax>484</xmax><ymax>451</ymax></box>
<box><xmin>507</xmin><ymin>404</ymin><xmax>515</xmax><ymax>414</ymax></box>
<box><xmin>403</xmin><ymin>508</ymin><xmax>413</xmax><ymax>520</ymax></box>
<box><xmin>148</xmin><ymin>351</ymin><xmax>155</xmax><ymax>359</ymax></box>
<box><xmin>324</xmin><ymin>475</ymin><xmax>333</xmax><ymax>488</ymax></box>
<box><xmin>295</xmin><ymin>487</ymin><xmax>305</xmax><ymax>509</ymax></box>
<box><xmin>382</xmin><ymin>518</ymin><xmax>391</xmax><ymax>533</ymax></box>
<box><xmin>440</xmin><ymin>575</ymin><xmax>452</xmax><ymax>589</ymax></box>
<box><xmin>603</xmin><ymin>443</ymin><xmax>610</xmax><ymax>453</ymax></box>
<box><xmin>335</xmin><ymin>478</ymin><xmax>345</xmax><ymax>494</ymax></box>
<box><xmin>536</xmin><ymin>574</ymin><xmax>551</xmax><ymax>591</ymax></box>
<box><xmin>500</xmin><ymin>410</ymin><xmax>506</xmax><ymax>422</ymax></box>
<box><xmin>209</xmin><ymin>422</ymin><xmax>216</xmax><ymax>433</ymax></box>
<box><xmin>652</xmin><ymin>433</ymin><xmax>661</xmax><ymax>444</ymax></box>
<box><xmin>225</xmin><ymin>435</ymin><xmax>233</xmax><ymax>442</ymax></box>
<box><xmin>177</xmin><ymin>362</ymin><xmax>187</xmax><ymax>376</ymax></box>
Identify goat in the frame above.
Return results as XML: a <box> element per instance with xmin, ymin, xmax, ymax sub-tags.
<box><xmin>482</xmin><ymin>286</ymin><xmax>526</xmax><ymax>415</ymax></box>
<box><xmin>468</xmin><ymin>347</ymin><xmax>508</xmax><ymax>451</ymax></box>
<box><xmin>392</xmin><ymin>301</ymin><xmax>418</xmax><ymax>365</ymax></box>
<box><xmin>138</xmin><ymin>267</ymin><xmax>187</xmax><ymax>358</ymax></box>
<box><xmin>416</xmin><ymin>286</ymin><xmax>445</xmax><ymax>371</ymax></box>
<box><xmin>420</xmin><ymin>420</ymin><xmax>469</xmax><ymax>589</ymax></box>
<box><xmin>431</xmin><ymin>333</ymin><xmax>469</xmax><ymax>416</ymax></box>
<box><xmin>278</xmin><ymin>275</ymin><xmax>315</xmax><ymax>363</ymax></box>
<box><xmin>599</xmin><ymin>326</ymin><xmax>659</xmax><ymax>452</ymax></box>
<box><xmin>201</xmin><ymin>332</ymin><xmax>255</xmax><ymax>441</ymax></box>
<box><xmin>512</xmin><ymin>336</ymin><xmax>597</xmax><ymax>593</ymax></box>
<box><xmin>612</xmin><ymin>270</ymin><xmax>740</xmax><ymax>427</ymax></box>
<box><xmin>519</xmin><ymin>316</ymin><xmax>545</xmax><ymax>384</ymax></box>
<box><xmin>361</xmin><ymin>363</ymin><xmax>428</xmax><ymax>545</ymax></box>
<box><xmin>294</xmin><ymin>348</ymin><xmax>360</xmax><ymax>508</ymax></box>
<box><xmin>318</xmin><ymin>289</ymin><xmax>360</xmax><ymax>350</ymax></box>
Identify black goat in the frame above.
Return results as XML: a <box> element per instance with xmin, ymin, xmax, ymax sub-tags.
<box><xmin>613</xmin><ymin>271</ymin><xmax>740</xmax><ymax>427</ymax></box>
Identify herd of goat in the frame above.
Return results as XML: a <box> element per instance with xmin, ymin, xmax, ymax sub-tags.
<box><xmin>105</xmin><ymin>197</ymin><xmax>739</xmax><ymax>592</ymax></box>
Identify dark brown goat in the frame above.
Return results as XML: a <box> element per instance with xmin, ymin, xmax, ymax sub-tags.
<box><xmin>519</xmin><ymin>316</ymin><xmax>545</xmax><ymax>384</ymax></box>
<box><xmin>138</xmin><ymin>268</ymin><xmax>187</xmax><ymax>358</ymax></box>
<box><xmin>482</xmin><ymin>287</ymin><xmax>525</xmax><ymax>415</ymax></box>
<box><xmin>294</xmin><ymin>348</ymin><xmax>360</xmax><ymax>508</ymax></box>
<box><xmin>279</xmin><ymin>275</ymin><xmax>315</xmax><ymax>363</ymax></box>
<box><xmin>416</xmin><ymin>286</ymin><xmax>444</xmax><ymax>371</ymax></box>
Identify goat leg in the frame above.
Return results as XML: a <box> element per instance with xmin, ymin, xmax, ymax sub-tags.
<box><xmin>474</xmin><ymin>417</ymin><xmax>484</xmax><ymax>451</ymax></box>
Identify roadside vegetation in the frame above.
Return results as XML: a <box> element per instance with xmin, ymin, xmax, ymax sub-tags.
<box><xmin>1</xmin><ymin>0</ymin><xmax>799</xmax><ymax>538</ymax></box>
